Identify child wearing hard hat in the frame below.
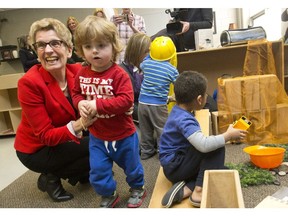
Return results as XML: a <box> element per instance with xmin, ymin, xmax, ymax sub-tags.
<box><xmin>138</xmin><ymin>36</ymin><xmax>179</xmax><ymax>160</ymax></box>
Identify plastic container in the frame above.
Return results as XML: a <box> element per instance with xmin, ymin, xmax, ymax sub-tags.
<box><xmin>244</xmin><ymin>146</ymin><xmax>286</xmax><ymax>169</ymax></box>
<box><xmin>243</xmin><ymin>145</ymin><xmax>267</xmax><ymax>154</ymax></box>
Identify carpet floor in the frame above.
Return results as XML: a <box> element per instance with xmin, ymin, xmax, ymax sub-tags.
<box><xmin>1</xmin><ymin>143</ymin><xmax>287</xmax><ymax>208</ymax></box>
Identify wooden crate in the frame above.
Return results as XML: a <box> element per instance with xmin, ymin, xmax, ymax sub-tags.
<box><xmin>201</xmin><ymin>170</ymin><xmax>245</xmax><ymax>208</ymax></box>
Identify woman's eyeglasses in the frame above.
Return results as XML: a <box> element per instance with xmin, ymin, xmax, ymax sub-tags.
<box><xmin>33</xmin><ymin>40</ymin><xmax>65</xmax><ymax>50</ymax></box>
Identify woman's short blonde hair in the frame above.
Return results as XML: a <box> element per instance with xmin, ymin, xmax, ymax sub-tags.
<box><xmin>74</xmin><ymin>15</ymin><xmax>123</xmax><ymax>62</ymax></box>
<box><xmin>28</xmin><ymin>18</ymin><xmax>73</xmax><ymax>50</ymax></box>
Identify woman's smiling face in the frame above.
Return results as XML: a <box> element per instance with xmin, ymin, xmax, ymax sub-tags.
<box><xmin>34</xmin><ymin>30</ymin><xmax>72</xmax><ymax>73</ymax></box>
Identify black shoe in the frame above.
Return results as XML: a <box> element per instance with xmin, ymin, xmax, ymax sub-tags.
<box><xmin>68</xmin><ymin>173</ymin><xmax>90</xmax><ymax>185</ymax></box>
<box><xmin>100</xmin><ymin>191</ymin><xmax>120</xmax><ymax>208</ymax></box>
<box><xmin>78</xmin><ymin>174</ymin><xmax>90</xmax><ymax>184</ymax></box>
<box><xmin>37</xmin><ymin>173</ymin><xmax>74</xmax><ymax>202</ymax></box>
<box><xmin>140</xmin><ymin>151</ymin><xmax>157</xmax><ymax>160</ymax></box>
<box><xmin>161</xmin><ymin>181</ymin><xmax>185</xmax><ymax>208</ymax></box>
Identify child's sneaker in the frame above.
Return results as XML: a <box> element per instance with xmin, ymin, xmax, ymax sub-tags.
<box><xmin>99</xmin><ymin>191</ymin><xmax>120</xmax><ymax>208</ymax></box>
<box><xmin>127</xmin><ymin>187</ymin><xmax>147</xmax><ymax>208</ymax></box>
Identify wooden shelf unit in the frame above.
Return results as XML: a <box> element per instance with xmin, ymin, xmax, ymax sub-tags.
<box><xmin>0</xmin><ymin>73</ymin><xmax>24</xmax><ymax>136</ymax></box>
<box><xmin>177</xmin><ymin>40</ymin><xmax>284</xmax><ymax>95</ymax></box>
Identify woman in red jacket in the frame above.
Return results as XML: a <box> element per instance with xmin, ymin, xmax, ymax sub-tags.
<box><xmin>14</xmin><ymin>18</ymin><xmax>96</xmax><ymax>202</ymax></box>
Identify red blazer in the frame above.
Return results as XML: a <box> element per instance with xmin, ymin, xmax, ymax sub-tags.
<box><xmin>14</xmin><ymin>64</ymin><xmax>82</xmax><ymax>154</ymax></box>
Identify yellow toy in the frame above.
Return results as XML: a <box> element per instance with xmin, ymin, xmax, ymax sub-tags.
<box><xmin>233</xmin><ymin>115</ymin><xmax>252</xmax><ymax>131</ymax></box>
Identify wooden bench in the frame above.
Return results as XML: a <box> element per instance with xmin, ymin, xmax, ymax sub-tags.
<box><xmin>148</xmin><ymin>109</ymin><xmax>211</xmax><ymax>208</ymax></box>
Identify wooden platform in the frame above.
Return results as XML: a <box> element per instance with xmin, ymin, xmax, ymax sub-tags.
<box><xmin>148</xmin><ymin>109</ymin><xmax>211</xmax><ymax>208</ymax></box>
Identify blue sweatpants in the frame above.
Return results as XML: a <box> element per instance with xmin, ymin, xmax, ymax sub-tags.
<box><xmin>89</xmin><ymin>132</ymin><xmax>144</xmax><ymax>196</ymax></box>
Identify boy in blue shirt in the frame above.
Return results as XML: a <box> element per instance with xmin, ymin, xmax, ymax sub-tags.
<box><xmin>159</xmin><ymin>71</ymin><xmax>247</xmax><ymax>207</ymax></box>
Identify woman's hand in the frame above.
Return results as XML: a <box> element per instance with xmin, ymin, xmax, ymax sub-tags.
<box><xmin>80</xmin><ymin>116</ymin><xmax>97</xmax><ymax>131</ymax></box>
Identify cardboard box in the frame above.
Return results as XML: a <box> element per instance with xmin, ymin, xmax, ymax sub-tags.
<box><xmin>194</xmin><ymin>29</ymin><xmax>213</xmax><ymax>50</ymax></box>
<box><xmin>201</xmin><ymin>170</ymin><xmax>245</xmax><ymax>208</ymax></box>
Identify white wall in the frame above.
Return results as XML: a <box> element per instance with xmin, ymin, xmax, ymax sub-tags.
<box><xmin>212</xmin><ymin>8</ymin><xmax>239</xmax><ymax>48</ymax></box>
<box><xmin>133</xmin><ymin>8</ymin><xmax>171</xmax><ymax>36</ymax></box>
<box><xmin>241</xmin><ymin>8</ymin><xmax>283</xmax><ymax>41</ymax></box>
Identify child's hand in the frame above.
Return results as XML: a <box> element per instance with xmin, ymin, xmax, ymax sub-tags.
<box><xmin>167</xmin><ymin>95</ymin><xmax>176</xmax><ymax>103</ymax></box>
<box><xmin>86</xmin><ymin>100</ymin><xmax>97</xmax><ymax>117</ymax></box>
<box><xmin>78</xmin><ymin>100</ymin><xmax>91</xmax><ymax>118</ymax></box>
<box><xmin>223</xmin><ymin>124</ymin><xmax>248</xmax><ymax>142</ymax></box>
<box><xmin>125</xmin><ymin>104</ymin><xmax>134</xmax><ymax>115</ymax></box>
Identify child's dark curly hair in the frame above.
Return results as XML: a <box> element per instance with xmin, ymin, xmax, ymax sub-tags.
<box><xmin>174</xmin><ymin>70</ymin><xmax>207</xmax><ymax>104</ymax></box>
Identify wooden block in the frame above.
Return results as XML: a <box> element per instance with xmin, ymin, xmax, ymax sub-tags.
<box><xmin>195</xmin><ymin>109</ymin><xmax>211</xmax><ymax>136</ymax></box>
<box><xmin>211</xmin><ymin>111</ymin><xmax>242</xmax><ymax>135</ymax></box>
<box><xmin>242</xmin><ymin>76</ymin><xmax>260</xmax><ymax>111</ymax></box>
<box><xmin>211</xmin><ymin>111</ymin><xmax>219</xmax><ymax>135</ymax></box>
<box><xmin>201</xmin><ymin>170</ymin><xmax>245</xmax><ymax>208</ymax></box>
<box><xmin>276</xmin><ymin>103</ymin><xmax>288</xmax><ymax>135</ymax></box>
<box><xmin>221</xmin><ymin>78</ymin><xmax>242</xmax><ymax>113</ymax></box>
<box><xmin>259</xmin><ymin>74</ymin><xmax>277</xmax><ymax>110</ymax></box>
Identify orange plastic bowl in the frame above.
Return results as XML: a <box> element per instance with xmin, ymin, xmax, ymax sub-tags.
<box><xmin>247</xmin><ymin>147</ymin><xmax>286</xmax><ymax>169</ymax></box>
<box><xmin>243</xmin><ymin>145</ymin><xmax>267</xmax><ymax>154</ymax></box>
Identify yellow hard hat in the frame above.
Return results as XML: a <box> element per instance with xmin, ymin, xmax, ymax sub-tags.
<box><xmin>150</xmin><ymin>36</ymin><xmax>176</xmax><ymax>61</ymax></box>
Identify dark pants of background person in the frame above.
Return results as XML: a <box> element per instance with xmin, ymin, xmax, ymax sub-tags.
<box><xmin>138</xmin><ymin>103</ymin><xmax>168</xmax><ymax>156</ymax></box>
<box><xmin>16</xmin><ymin>136</ymin><xmax>90</xmax><ymax>182</ymax></box>
<box><xmin>162</xmin><ymin>145</ymin><xmax>226</xmax><ymax>191</ymax></box>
